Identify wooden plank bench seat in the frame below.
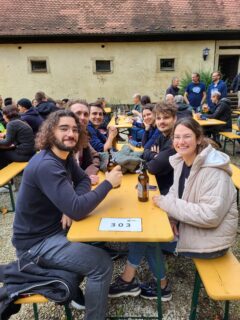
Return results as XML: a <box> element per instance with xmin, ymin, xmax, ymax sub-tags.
<box><xmin>0</xmin><ymin>162</ymin><xmax>28</xmax><ymax>211</ymax></box>
<box><xmin>15</xmin><ymin>294</ymin><xmax>72</xmax><ymax>320</ymax></box>
<box><xmin>189</xmin><ymin>251</ymin><xmax>240</xmax><ymax>320</ymax></box>
<box><xmin>219</xmin><ymin>132</ymin><xmax>240</xmax><ymax>155</ymax></box>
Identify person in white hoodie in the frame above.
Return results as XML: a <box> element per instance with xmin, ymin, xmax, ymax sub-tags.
<box><xmin>109</xmin><ymin>117</ymin><xmax>238</xmax><ymax>301</ymax></box>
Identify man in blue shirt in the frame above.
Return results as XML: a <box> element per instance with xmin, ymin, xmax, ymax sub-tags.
<box><xmin>207</xmin><ymin>71</ymin><xmax>227</xmax><ymax>113</ymax></box>
<box><xmin>184</xmin><ymin>73</ymin><xmax>206</xmax><ymax>112</ymax></box>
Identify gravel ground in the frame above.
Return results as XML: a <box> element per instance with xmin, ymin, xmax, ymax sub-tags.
<box><xmin>0</xmin><ymin>143</ymin><xmax>240</xmax><ymax>320</ymax></box>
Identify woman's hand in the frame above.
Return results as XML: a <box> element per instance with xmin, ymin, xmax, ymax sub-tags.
<box><xmin>61</xmin><ymin>214</ymin><xmax>72</xmax><ymax>230</ymax></box>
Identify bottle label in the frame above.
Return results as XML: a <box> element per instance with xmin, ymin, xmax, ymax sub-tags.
<box><xmin>137</xmin><ymin>182</ymin><xmax>149</xmax><ymax>198</ymax></box>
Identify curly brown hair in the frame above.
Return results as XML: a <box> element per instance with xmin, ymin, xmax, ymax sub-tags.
<box><xmin>35</xmin><ymin>110</ymin><xmax>88</xmax><ymax>152</ymax></box>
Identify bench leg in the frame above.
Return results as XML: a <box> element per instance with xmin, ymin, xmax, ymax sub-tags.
<box><xmin>223</xmin><ymin>301</ymin><xmax>230</xmax><ymax>320</ymax></box>
<box><xmin>156</xmin><ymin>243</ymin><xmax>163</xmax><ymax>320</ymax></box>
<box><xmin>189</xmin><ymin>271</ymin><xmax>201</xmax><ymax>320</ymax></box>
<box><xmin>8</xmin><ymin>182</ymin><xmax>15</xmax><ymax>212</ymax></box>
<box><xmin>233</xmin><ymin>140</ymin><xmax>236</xmax><ymax>156</ymax></box>
<box><xmin>64</xmin><ymin>304</ymin><xmax>73</xmax><ymax>320</ymax></box>
<box><xmin>223</xmin><ymin>138</ymin><xmax>227</xmax><ymax>153</ymax></box>
<box><xmin>33</xmin><ymin>303</ymin><xmax>39</xmax><ymax>320</ymax></box>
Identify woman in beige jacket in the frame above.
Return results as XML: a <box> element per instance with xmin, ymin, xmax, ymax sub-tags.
<box><xmin>108</xmin><ymin>117</ymin><xmax>238</xmax><ymax>302</ymax></box>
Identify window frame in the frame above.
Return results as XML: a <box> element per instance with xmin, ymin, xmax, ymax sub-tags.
<box><xmin>28</xmin><ymin>57</ymin><xmax>50</xmax><ymax>73</ymax></box>
<box><xmin>157</xmin><ymin>56</ymin><xmax>176</xmax><ymax>72</ymax></box>
<box><xmin>92</xmin><ymin>58</ymin><xmax>114</xmax><ymax>74</ymax></box>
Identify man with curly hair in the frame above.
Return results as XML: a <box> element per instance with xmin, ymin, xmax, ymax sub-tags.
<box><xmin>12</xmin><ymin>109</ymin><xmax>122</xmax><ymax>320</ymax></box>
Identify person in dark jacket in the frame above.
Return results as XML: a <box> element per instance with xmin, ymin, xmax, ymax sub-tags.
<box><xmin>12</xmin><ymin>110</ymin><xmax>122</xmax><ymax>320</ymax></box>
<box><xmin>109</xmin><ymin>103</ymin><xmax>177</xmax><ymax>300</ymax></box>
<box><xmin>141</xmin><ymin>103</ymin><xmax>160</xmax><ymax>149</ymax></box>
<box><xmin>35</xmin><ymin>91</ymin><xmax>58</xmax><ymax>119</ymax></box>
<box><xmin>174</xmin><ymin>95</ymin><xmax>193</xmax><ymax>119</ymax></box>
<box><xmin>0</xmin><ymin>105</ymin><xmax>35</xmax><ymax>169</ymax></box>
<box><xmin>207</xmin><ymin>71</ymin><xmax>227</xmax><ymax>113</ymax></box>
<box><xmin>166</xmin><ymin>77</ymin><xmax>180</xmax><ymax>96</ymax></box>
<box><xmin>88</xmin><ymin>102</ymin><xmax>118</xmax><ymax>152</ymax></box>
<box><xmin>68</xmin><ymin>99</ymin><xmax>100</xmax><ymax>185</ymax></box>
<box><xmin>17</xmin><ymin>98</ymin><xmax>43</xmax><ymax>135</ymax></box>
<box><xmin>230</xmin><ymin>73</ymin><xmax>240</xmax><ymax>108</ymax></box>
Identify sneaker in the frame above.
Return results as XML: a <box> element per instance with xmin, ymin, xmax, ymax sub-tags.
<box><xmin>71</xmin><ymin>287</ymin><xmax>85</xmax><ymax>310</ymax></box>
<box><xmin>140</xmin><ymin>279</ymin><xmax>172</xmax><ymax>302</ymax></box>
<box><xmin>108</xmin><ymin>276</ymin><xmax>141</xmax><ymax>298</ymax></box>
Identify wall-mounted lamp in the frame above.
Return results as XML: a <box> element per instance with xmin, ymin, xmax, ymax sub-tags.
<box><xmin>203</xmin><ymin>48</ymin><xmax>210</xmax><ymax>61</ymax></box>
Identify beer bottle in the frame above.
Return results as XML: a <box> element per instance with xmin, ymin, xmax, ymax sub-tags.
<box><xmin>114</xmin><ymin>112</ymin><xmax>119</xmax><ymax>125</ymax></box>
<box><xmin>137</xmin><ymin>162</ymin><xmax>149</xmax><ymax>202</ymax></box>
<box><xmin>107</xmin><ymin>150</ymin><xmax>117</xmax><ymax>172</ymax></box>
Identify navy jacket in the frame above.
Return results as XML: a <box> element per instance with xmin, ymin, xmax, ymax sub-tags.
<box><xmin>36</xmin><ymin>101</ymin><xmax>58</xmax><ymax>119</ymax></box>
<box><xmin>142</xmin><ymin>126</ymin><xmax>160</xmax><ymax>149</ymax></box>
<box><xmin>87</xmin><ymin>121</ymin><xmax>107</xmax><ymax>152</ymax></box>
<box><xmin>142</xmin><ymin>134</ymin><xmax>175</xmax><ymax>195</ymax></box>
<box><xmin>206</xmin><ymin>98</ymin><xmax>232</xmax><ymax>131</ymax></box>
<box><xmin>20</xmin><ymin>107</ymin><xmax>43</xmax><ymax>135</ymax></box>
<box><xmin>12</xmin><ymin>149</ymin><xmax>112</xmax><ymax>251</ymax></box>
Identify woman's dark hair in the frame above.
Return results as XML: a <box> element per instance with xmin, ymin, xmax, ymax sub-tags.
<box><xmin>2</xmin><ymin>105</ymin><xmax>19</xmax><ymax>120</ymax></box>
<box><xmin>141</xmin><ymin>95</ymin><xmax>151</xmax><ymax>106</ymax></box>
<box><xmin>172</xmin><ymin>117</ymin><xmax>209</xmax><ymax>153</ymax></box>
<box><xmin>142</xmin><ymin>103</ymin><xmax>155</xmax><ymax>113</ymax></box>
<box><xmin>35</xmin><ymin>109</ymin><xmax>88</xmax><ymax>152</ymax></box>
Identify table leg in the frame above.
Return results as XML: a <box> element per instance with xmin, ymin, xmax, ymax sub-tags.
<box><xmin>156</xmin><ymin>243</ymin><xmax>162</xmax><ymax>320</ymax></box>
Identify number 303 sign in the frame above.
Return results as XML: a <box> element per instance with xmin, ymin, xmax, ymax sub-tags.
<box><xmin>99</xmin><ymin>218</ymin><xmax>142</xmax><ymax>232</ymax></box>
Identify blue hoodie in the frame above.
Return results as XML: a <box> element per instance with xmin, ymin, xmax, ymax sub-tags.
<box><xmin>20</xmin><ymin>107</ymin><xmax>43</xmax><ymax>135</ymax></box>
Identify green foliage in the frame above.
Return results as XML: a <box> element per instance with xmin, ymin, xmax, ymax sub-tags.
<box><xmin>179</xmin><ymin>70</ymin><xmax>212</xmax><ymax>94</ymax></box>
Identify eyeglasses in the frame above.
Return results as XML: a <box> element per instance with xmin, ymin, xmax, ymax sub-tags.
<box><xmin>57</xmin><ymin>125</ymin><xmax>79</xmax><ymax>134</ymax></box>
<box><xmin>173</xmin><ymin>135</ymin><xmax>194</xmax><ymax>141</ymax></box>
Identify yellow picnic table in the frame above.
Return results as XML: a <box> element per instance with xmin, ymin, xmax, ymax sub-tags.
<box><xmin>232</xmin><ymin>110</ymin><xmax>240</xmax><ymax>115</ymax></box>
<box><xmin>108</xmin><ymin>115</ymin><xmax>133</xmax><ymax>129</ymax></box>
<box><xmin>68</xmin><ymin>172</ymin><xmax>173</xmax><ymax>319</ymax></box>
<box><xmin>195</xmin><ymin>119</ymin><xmax>226</xmax><ymax>126</ymax></box>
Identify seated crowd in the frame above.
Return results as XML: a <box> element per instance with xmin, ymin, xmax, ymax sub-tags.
<box><xmin>0</xmin><ymin>73</ymin><xmax>238</xmax><ymax>320</ymax></box>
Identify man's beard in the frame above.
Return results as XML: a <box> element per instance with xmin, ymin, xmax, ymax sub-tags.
<box><xmin>53</xmin><ymin>137</ymin><xmax>77</xmax><ymax>152</ymax></box>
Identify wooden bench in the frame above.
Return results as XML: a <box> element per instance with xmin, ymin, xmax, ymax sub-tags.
<box><xmin>232</xmin><ymin>124</ymin><xmax>239</xmax><ymax>132</ymax></box>
<box><xmin>219</xmin><ymin>132</ymin><xmax>240</xmax><ymax>155</ymax></box>
<box><xmin>15</xmin><ymin>294</ymin><xmax>72</xmax><ymax>320</ymax></box>
<box><xmin>189</xmin><ymin>251</ymin><xmax>240</xmax><ymax>320</ymax></box>
<box><xmin>229</xmin><ymin>163</ymin><xmax>240</xmax><ymax>204</ymax></box>
<box><xmin>0</xmin><ymin>162</ymin><xmax>28</xmax><ymax>212</ymax></box>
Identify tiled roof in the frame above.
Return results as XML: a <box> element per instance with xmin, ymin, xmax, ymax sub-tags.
<box><xmin>0</xmin><ymin>0</ymin><xmax>239</xmax><ymax>37</ymax></box>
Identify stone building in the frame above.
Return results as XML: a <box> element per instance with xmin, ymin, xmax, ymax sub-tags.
<box><xmin>0</xmin><ymin>0</ymin><xmax>239</xmax><ymax>102</ymax></box>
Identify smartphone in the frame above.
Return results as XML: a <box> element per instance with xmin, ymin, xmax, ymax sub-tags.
<box><xmin>148</xmin><ymin>185</ymin><xmax>157</xmax><ymax>191</ymax></box>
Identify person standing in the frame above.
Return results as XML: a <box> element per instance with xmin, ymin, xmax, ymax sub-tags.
<box><xmin>207</xmin><ymin>71</ymin><xmax>227</xmax><ymax>113</ymax></box>
<box><xmin>184</xmin><ymin>73</ymin><xmax>206</xmax><ymax>112</ymax></box>
<box><xmin>230</xmin><ymin>72</ymin><xmax>240</xmax><ymax>107</ymax></box>
<box><xmin>166</xmin><ymin>77</ymin><xmax>180</xmax><ymax>96</ymax></box>
<box><xmin>12</xmin><ymin>109</ymin><xmax>122</xmax><ymax>320</ymax></box>
<box><xmin>35</xmin><ymin>91</ymin><xmax>58</xmax><ymax>119</ymax></box>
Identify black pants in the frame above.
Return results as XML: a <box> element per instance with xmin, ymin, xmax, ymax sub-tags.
<box><xmin>0</xmin><ymin>150</ymin><xmax>33</xmax><ymax>169</ymax></box>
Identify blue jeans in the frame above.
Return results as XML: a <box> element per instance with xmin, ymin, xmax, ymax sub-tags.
<box><xmin>17</xmin><ymin>231</ymin><xmax>113</xmax><ymax>320</ymax></box>
<box><xmin>127</xmin><ymin>242</ymin><xmax>228</xmax><ymax>280</ymax></box>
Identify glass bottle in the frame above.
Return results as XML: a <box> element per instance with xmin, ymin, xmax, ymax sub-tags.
<box><xmin>137</xmin><ymin>162</ymin><xmax>149</xmax><ymax>202</ymax></box>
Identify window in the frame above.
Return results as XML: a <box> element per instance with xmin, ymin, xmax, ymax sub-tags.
<box><xmin>28</xmin><ymin>58</ymin><xmax>49</xmax><ymax>73</ymax></box>
<box><xmin>160</xmin><ymin>58</ymin><xmax>175</xmax><ymax>71</ymax></box>
<box><xmin>31</xmin><ymin>60</ymin><xmax>47</xmax><ymax>72</ymax></box>
<box><xmin>95</xmin><ymin>60</ymin><xmax>111</xmax><ymax>73</ymax></box>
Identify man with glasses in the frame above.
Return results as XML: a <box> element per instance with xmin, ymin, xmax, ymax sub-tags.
<box><xmin>12</xmin><ymin>109</ymin><xmax>122</xmax><ymax>320</ymax></box>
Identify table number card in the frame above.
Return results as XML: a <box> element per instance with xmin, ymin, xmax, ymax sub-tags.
<box><xmin>99</xmin><ymin>218</ymin><xmax>142</xmax><ymax>232</ymax></box>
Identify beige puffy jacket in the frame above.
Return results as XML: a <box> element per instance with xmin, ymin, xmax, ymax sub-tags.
<box><xmin>157</xmin><ymin>144</ymin><xmax>238</xmax><ymax>253</ymax></box>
